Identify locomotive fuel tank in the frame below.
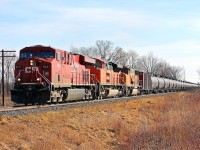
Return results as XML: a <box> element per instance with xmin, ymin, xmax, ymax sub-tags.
<box><xmin>105</xmin><ymin>89</ymin><xmax>119</xmax><ymax>98</ymax></box>
<box><xmin>63</xmin><ymin>89</ymin><xmax>85</xmax><ymax>101</ymax></box>
<box><xmin>131</xmin><ymin>89</ymin><xmax>139</xmax><ymax>95</ymax></box>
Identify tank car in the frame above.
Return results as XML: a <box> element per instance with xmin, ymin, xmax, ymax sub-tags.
<box><xmin>138</xmin><ymin>72</ymin><xmax>198</xmax><ymax>94</ymax></box>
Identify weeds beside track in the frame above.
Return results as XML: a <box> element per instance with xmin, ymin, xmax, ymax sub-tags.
<box><xmin>0</xmin><ymin>92</ymin><xmax>177</xmax><ymax>116</ymax></box>
<box><xmin>0</xmin><ymin>90</ymin><xmax>199</xmax><ymax>149</ymax></box>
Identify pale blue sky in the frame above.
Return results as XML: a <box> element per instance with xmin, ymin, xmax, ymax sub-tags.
<box><xmin>1</xmin><ymin>0</ymin><xmax>200</xmax><ymax>82</ymax></box>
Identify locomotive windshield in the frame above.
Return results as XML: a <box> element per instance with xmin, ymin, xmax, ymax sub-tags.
<box><xmin>20</xmin><ymin>51</ymin><xmax>55</xmax><ymax>59</ymax></box>
<box><xmin>39</xmin><ymin>51</ymin><xmax>54</xmax><ymax>58</ymax></box>
<box><xmin>20</xmin><ymin>52</ymin><xmax>35</xmax><ymax>59</ymax></box>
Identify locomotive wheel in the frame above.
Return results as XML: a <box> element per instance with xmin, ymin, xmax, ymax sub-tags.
<box><xmin>50</xmin><ymin>97</ymin><xmax>56</xmax><ymax>103</ymax></box>
<box><xmin>52</xmin><ymin>97</ymin><xmax>57</xmax><ymax>103</ymax></box>
<box><xmin>57</xmin><ymin>97</ymin><xmax>62</xmax><ymax>103</ymax></box>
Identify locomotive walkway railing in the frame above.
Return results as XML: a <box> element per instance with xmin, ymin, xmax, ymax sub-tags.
<box><xmin>37</xmin><ymin>71</ymin><xmax>52</xmax><ymax>90</ymax></box>
<box><xmin>15</xmin><ymin>70</ymin><xmax>23</xmax><ymax>81</ymax></box>
<box><xmin>90</xmin><ymin>74</ymin><xmax>99</xmax><ymax>84</ymax></box>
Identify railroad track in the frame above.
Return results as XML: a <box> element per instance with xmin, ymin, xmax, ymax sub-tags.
<box><xmin>0</xmin><ymin>92</ymin><xmax>175</xmax><ymax>117</ymax></box>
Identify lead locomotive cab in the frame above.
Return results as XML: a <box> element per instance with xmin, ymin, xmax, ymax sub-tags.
<box><xmin>11</xmin><ymin>45</ymin><xmax>59</xmax><ymax>105</ymax></box>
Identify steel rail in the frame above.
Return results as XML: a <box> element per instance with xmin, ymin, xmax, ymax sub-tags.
<box><xmin>0</xmin><ymin>92</ymin><xmax>178</xmax><ymax>117</ymax></box>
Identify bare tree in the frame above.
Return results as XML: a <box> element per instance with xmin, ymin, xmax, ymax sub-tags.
<box><xmin>95</xmin><ymin>40</ymin><xmax>114</xmax><ymax>61</ymax></box>
<box><xmin>153</xmin><ymin>58</ymin><xmax>184</xmax><ymax>80</ymax></box>
<box><xmin>126</xmin><ymin>49</ymin><xmax>138</xmax><ymax>69</ymax></box>
<box><xmin>70</xmin><ymin>46</ymin><xmax>79</xmax><ymax>54</ymax></box>
<box><xmin>70</xmin><ymin>41</ymin><xmax>185</xmax><ymax>80</ymax></box>
<box><xmin>154</xmin><ymin>59</ymin><xmax>171</xmax><ymax>77</ymax></box>
<box><xmin>168</xmin><ymin>66</ymin><xmax>184</xmax><ymax>80</ymax></box>
<box><xmin>70</xmin><ymin>40</ymin><xmax>114</xmax><ymax>61</ymax></box>
<box><xmin>137</xmin><ymin>52</ymin><xmax>159</xmax><ymax>74</ymax></box>
<box><xmin>108</xmin><ymin>47</ymin><xmax>128</xmax><ymax>66</ymax></box>
<box><xmin>70</xmin><ymin>46</ymin><xmax>97</xmax><ymax>58</ymax></box>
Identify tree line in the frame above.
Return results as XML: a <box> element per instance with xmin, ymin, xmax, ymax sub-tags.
<box><xmin>71</xmin><ymin>40</ymin><xmax>185</xmax><ymax>80</ymax></box>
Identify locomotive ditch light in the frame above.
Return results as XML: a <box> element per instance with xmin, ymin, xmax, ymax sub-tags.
<box><xmin>17</xmin><ymin>78</ymin><xmax>21</xmax><ymax>81</ymax></box>
<box><xmin>36</xmin><ymin>78</ymin><xmax>40</xmax><ymax>81</ymax></box>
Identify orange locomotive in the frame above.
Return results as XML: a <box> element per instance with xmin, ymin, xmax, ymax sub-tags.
<box><xmin>90</xmin><ymin>59</ymin><xmax>126</xmax><ymax>99</ymax></box>
<box><xmin>11</xmin><ymin>45</ymin><xmax>139</xmax><ymax>105</ymax></box>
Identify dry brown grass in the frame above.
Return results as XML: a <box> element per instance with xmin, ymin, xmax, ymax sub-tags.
<box><xmin>121</xmin><ymin>90</ymin><xmax>200</xmax><ymax>150</ymax></box>
<box><xmin>0</xmin><ymin>90</ymin><xmax>199</xmax><ymax>150</ymax></box>
<box><xmin>0</xmin><ymin>95</ymin><xmax>13</xmax><ymax>108</ymax></box>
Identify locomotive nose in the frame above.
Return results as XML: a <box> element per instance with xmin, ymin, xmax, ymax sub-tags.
<box><xmin>23</xmin><ymin>66</ymin><xmax>39</xmax><ymax>82</ymax></box>
<box><xmin>15</xmin><ymin>59</ymin><xmax>40</xmax><ymax>83</ymax></box>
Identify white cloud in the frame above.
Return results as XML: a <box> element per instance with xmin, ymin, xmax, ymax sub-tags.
<box><xmin>0</xmin><ymin>4</ymin><xmax>160</xmax><ymax>36</ymax></box>
<box><xmin>2</xmin><ymin>1</ymin><xmax>200</xmax><ymax>39</ymax></box>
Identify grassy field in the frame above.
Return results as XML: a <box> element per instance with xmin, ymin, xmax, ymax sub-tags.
<box><xmin>0</xmin><ymin>90</ymin><xmax>199</xmax><ymax>150</ymax></box>
<box><xmin>0</xmin><ymin>95</ymin><xmax>13</xmax><ymax>108</ymax></box>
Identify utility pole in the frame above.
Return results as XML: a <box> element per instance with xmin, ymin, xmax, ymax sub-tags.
<box><xmin>0</xmin><ymin>50</ymin><xmax>16</xmax><ymax>106</ymax></box>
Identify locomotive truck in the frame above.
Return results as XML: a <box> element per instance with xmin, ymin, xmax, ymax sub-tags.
<box><xmin>11</xmin><ymin>45</ymin><xmax>198</xmax><ymax>105</ymax></box>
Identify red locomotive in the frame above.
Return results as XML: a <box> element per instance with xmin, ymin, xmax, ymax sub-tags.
<box><xmin>11</xmin><ymin>45</ymin><xmax>96</xmax><ymax>105</ymax></box>
<box><xmin>11</xmin><ymin>45</ymin><xmax>198</xmax><ymax>105</ymax></box>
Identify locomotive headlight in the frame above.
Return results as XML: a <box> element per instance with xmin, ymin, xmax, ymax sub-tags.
<box><xmin>36</xmin><ymin>78</ymin><xmax>40</xmax><ymax>81</ymax></box>
<box><xmin>30</xmin><ymin>60</ymin><xmax>34</xmax><ymax>66</ymax></box>
<box><xmin>17</xmin><ymin>78</ymin><xmax>21</xmax><ymax>81</ymax></box>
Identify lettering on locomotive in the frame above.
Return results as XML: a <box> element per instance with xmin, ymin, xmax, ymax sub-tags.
<box><xmin>25</xmin><ymin>67</ymin><xmax>38</xmax><ymax>73</ymax></box>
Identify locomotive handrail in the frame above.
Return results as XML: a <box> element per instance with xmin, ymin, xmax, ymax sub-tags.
<box><xmin>120</xmin><ymin>77</ymin><xmax>125</xmax><ymax>84</ymax></box>
<box><xmin>15</xmin><ymin>70</ymin><xmax>23</xmax><ymax>80</ymax></box>
<box><xmin>90</xmin><ymin>74</ymin><xmax>99</xmax><ymax>84</ymax></box>
<box><xmin>37</xmin><ymin>71</ymin><xmax>52</xmax><ymax>90</ymax></box>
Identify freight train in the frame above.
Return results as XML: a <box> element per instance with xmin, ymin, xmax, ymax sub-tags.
<box><xmin>11</xmin><ymin>45</ymin><xmax>199</xmax><ymax>105</ymax></box>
